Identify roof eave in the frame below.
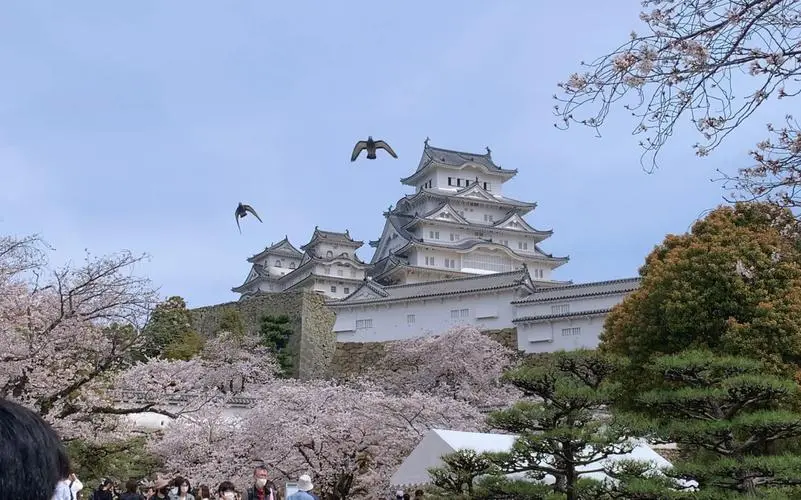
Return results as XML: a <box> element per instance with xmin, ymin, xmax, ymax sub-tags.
<box><xmin>328</xmin><ymin>282</ymin><xmax>525</xmax><ymax>308</ymax></box>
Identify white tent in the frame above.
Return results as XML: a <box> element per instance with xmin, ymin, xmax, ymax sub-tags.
<box><xmin>390</xmin><ymin>429</ymin><xmax>679</xmax><ymax>489</ymax></box>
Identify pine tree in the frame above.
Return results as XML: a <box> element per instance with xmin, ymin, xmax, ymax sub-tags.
<box><xmin>626</xmin><ymin>350</ymin><xmax>801</xmax><ymax>497</ymax></box>
<box><xmin>486</xmin><ymin>350</ymin><xmax>636</xmax><ymax>500</ymax></box>
<box><xmin>258</xmin><ymin>314</ymin><xmax>294</xmax><ymax>376</ymax></box>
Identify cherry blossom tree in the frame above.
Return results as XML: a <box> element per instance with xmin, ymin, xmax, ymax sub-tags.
<box><xmin>359</xmin><ymin>325</ymin><xmax>521</xmax><ymax>408</ymax></box>
<box><xmin>153</xmin><ymin>379</ymin><xmax>484</xmax><ymax>499</ymax></box>
<box><xmin>554</xmin><ymin>0</ymin><xmax>801</xmax><ymax>202</ymax></box>
<box><xmin>0</xmin><ymin>233</ymin><xmax>275</xmax><ymax>441</ymax></box>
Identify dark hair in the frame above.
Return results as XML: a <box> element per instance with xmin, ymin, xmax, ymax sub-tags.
<box><xmin>178</xmin><ymin>477</ymin><xmax>192</xmax><ymax>491</ymax></box>
<box><xmin>199</xmin><ymin>485</ymin><xmax>212</xmax><ymax>498</ymax></box>
<box><xmin>415</xmin><ymin>490</ymin><xmax>424</xmax><ymax>497</ymax></box>
<box><xmin>125</xmin><ymin>479</ymin><xmax>138</xmax><ymax>493</ymax></box>
<box><xmin>0</xmin><ymin>398</ymin><xmax>69</xmax><ymax>500</ymax></box>
<box><xmin>218</xmin><ymin>481</ymin><xmax>236</xmax><ymax>494</ymax></box>
<box><xmin>253</xmin><ymin>466</ymin><xmax>268</xmax><ymax>475</ymax></box>
<box><xmin>403</xmin><ymin>494</ymin><xmax>410</xmax><ymax>500</ymax></box>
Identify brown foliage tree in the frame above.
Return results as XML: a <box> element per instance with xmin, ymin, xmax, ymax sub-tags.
<box><xmin>601</xmin><ymin>203</ymin><xmax>801</xmax><ymax>382</ymax></box>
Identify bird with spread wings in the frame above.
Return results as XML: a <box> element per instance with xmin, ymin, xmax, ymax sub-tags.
<box><xmin>234</xmin><ymin>202</ymin><xmax>263</xmax><ymax>233</ymax></box>
<box><xmin>351</xmin><ymin>136</ymin><xmax>398</xmax><ymax>161</ymax></box>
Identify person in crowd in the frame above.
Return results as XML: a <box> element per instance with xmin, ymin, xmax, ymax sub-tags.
<box><xmin>217</xmin><ymin>481</ymin><xmax>238</xmax><ymax>500</ymax></box>
<box><xmin>285</xmin><ymin>475</ymin><xmax>316</xmax><ymax>500</ymax></box>
<box><xmin>245</xmin><ymin>466</ymin><xmax>281</xmax><ymax>500</ymax></box>
<box><xmin>196</xmin><ymin>485</ymin><xmax>212</xmax><ymax>500</ymax></box>
<box><xmin>395</xmin><ymin>491</ymin><xmax>404</xmax><ymax>500</ymax></box>
<box><xmin>140</xmin><ymin>481</ymin><xmax>155</xmax><ymax>500</ymax></box>
<box><xmin>170</xmin><ymin>477</ymin><xmax>194</xmax><ymax>500</ymax></box>
<box><xmin>153</xmin><ymin>479</ymin><xmax>171</xmax><ymax>499</ymax></box>
<box><xmin>414</xmin><ymin>489</ymin><xmax>424</xmax><ymax>499</ymax></box>
<box><xmin>120</xmin><ymin>479</ymin><xmax>144</xmax><ymax>500</ymax></box>
<box><xmin>89</xmin><ymin>479</ymin><xmax>114</xmax><ymax>500</ymax></box>
<box><xmin>53</xmin><ymin>469</ymin><xmax>81</xmax><ymax>500</ymax></box>
<box><xmin>0</xmin><ymin>398</ymin><xmax>69</xmax><ymax>500</ymax></box>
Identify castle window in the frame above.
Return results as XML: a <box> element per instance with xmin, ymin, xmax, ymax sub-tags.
<box><xmin>551</xmin><ymin>304</ymin><xmax>569</xmax><ymax>315</ymax></box>
<box><xmin>337</xmin><ymin>269</ymin><xmax>344</xmax><ymax>276</ymax></box>
<box><xmin>407</xmin><ymin>314</ymin><xmax>415</xmax><ymax>325</ymax></box>
<box><xmin>324</xmin><ymin>266</ymin><xmax>331</xmax><ymax>275</ymax></box>
<box><xmin>518</xmin><ymin>241</ymin><xmax>528</xmax><ymax>250</ymax></box>
<box><xmin>456</xmin><ymin>179</ymin><xmax>462</xmax><ymax>187</ymax></box>
<box><xmin>344</xmin><ymin>287</ymin><xmax>350</xmax><ymax>295</ymax></box>
<box><xmin>356</xmin><ymin>318</ymin><xmax>373</xmax><ymax>329</ymax></box>
<box><xmin>275</xmin><ymin>260</ymin><xmax>282</xmax><ymax>268</ymax></box>
<box><xmin>450</xmin><ymin>309</ymin><xmax>459</xmax><ymax>319</ymax></box>
<box><xmin>561</xmin><ymin>327</ymin><xmax>581</xmax><ymax>336</ymax></box>
<box><xmin>326</xmin><ymin>250</ymin><xmax>333</xmax><ymax>258</ymax></box>
<box><xmin>485</xmin><ymin>182</ymin><xmax>492</xmax><ymax>191</ymax></box>
<box><xmin>289</xmin><ymin>262</ymin><xmax>296</xmax><ymax>269</ymax></box>
<box><xmin>425</xmin><ymin>256</ymin><xmax>436</xmax><ymax>266</ymax></box>
<box><xmin>483</xmin><ymin>182</ymin><xmax>487</xmax><ymax>189</ymax></box>
<box><xmin>448</xmin><ymin>177</ymin><xmax>452</xmax><ymax>186</ymax></box>
<box><xmin>330</xmin><ymin>285</ymin><xmax>337</xmax><ymax>293</ymax></box>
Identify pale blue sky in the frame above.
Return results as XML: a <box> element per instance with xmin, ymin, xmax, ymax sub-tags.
<box><xmin>0</xmin><ymin>1</ymin><xmax>780</xmax><ymax>307</ymax></box>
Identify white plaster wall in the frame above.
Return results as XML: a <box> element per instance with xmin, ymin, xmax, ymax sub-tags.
<box><xmin>433</xmin><ymin>167</ymin><xmax>506</xmax><ymax>195</ymax></box>
<box><xmin>333</xmin><ymin>290</ymin><xmax>519</xmax><ymax>342</ymax></box>
<box><xmin>516</xmin><ymin>314</ymin><xmax>608</xmax><ymax>353</ymax></box>
<box><xmin>311</xmin><ymin>277</ymin><xmax>359</xmax><ymax>299</ymax></box>
<box><xmin>514</xmin><ymin>294</ymin><xmax>627</xmax><ymax>319</ymax></box>
<box><xmin>309</xmin><ymin>242</ymin><xmax>359</xmax><ymax>259</ymax></box>
<box><xmin>125</xmin><ymin>407</ymin><xmax>249</xmax><ymax>430</ymax></box>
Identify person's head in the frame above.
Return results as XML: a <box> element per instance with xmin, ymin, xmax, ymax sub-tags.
<box><xmin>403</xmin><ymin>494</ymin><xmax>410</xmax><ymax>500</ymax></box>
<box><xmin>297</xmin><ymin>474</ymin><xmax>313</xmax><ymax>493</ymax></box>
<box><xmin>125</xmin><ymin>479</ymin><xmax>139</xmax><ymax>493</ymax></box>
<box><xmin>253</xmin><ymin>466</ymin><xmax>269</xmax><ymax>488</ymax></box>
<box><xmin>217</xmin><ymin>481</ymin><xmax>236</xmax><ymax>500</ymax></box>
<box><xmin>143</xmin><ymin>484</ymin><xmax>155</xmax><ymax>497</ymax></box>
<box><xmin>395</xmin><ymin>490</ymin><xmax>404</xmax><ymax>499</ymax></box>
<box><xmin>100</xmin><ymin>479</ymin><xmax>113</xmax><ymax>491</ymax></box>
<box><xmin>414</xmin><ymin>489</ymin><xmax>424</xmax><ymax>498</ymax></box>
<box><xmin>0</xmin><ymin>399</ymin><xmax>69</xmax><ymax>500</ymax></box>
<box><xmin>154</xmin><ymin>478</ymin><xmax>170</xmax><ymax>496</ymax></box>
<box><xmin>176</xmin><ymin>478</ymin><xmax>191</xmax><ymax>494</ymax></box>
<box><xmin>198</xmin><ymin>485</ymin><xmax>212</xmax><ymax>499</ymax></box>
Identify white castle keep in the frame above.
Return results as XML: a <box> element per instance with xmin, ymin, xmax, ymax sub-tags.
<box><xmin>233</xmin><ymin>141</ymin><xmax>639</xmax><ymax>353</ymax></box>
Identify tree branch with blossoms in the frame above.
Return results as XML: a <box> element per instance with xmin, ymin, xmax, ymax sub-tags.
<box><xmin>554</xmin><ymin>0</ymin><xmax>801</xmax><ymax>173</ymax></box>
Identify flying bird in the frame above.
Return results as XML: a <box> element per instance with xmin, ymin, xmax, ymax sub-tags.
<box><xmin>351</xmin><ymin>136</ymin><xmax>398</xmax><ymax>161</ymax></box>
<box><xmin>235</xmin><ymin>202</ymin><xmax>263</xmax><ymax>233</ymax></box>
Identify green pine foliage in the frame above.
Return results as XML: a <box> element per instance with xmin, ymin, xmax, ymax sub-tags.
<box><xmin>624</xmin><ymin>350</ymin><xmax>801</xmax><ymax>496</ymax></box>
<box><xmin>142</xmin><ymin>296</ymin><xmax>204</xmax><ymax>359</ymax></box>
<box><xmin>485</xmin><ymin>350</ymin><xmax>639</xmax><ymax>500</ymax></box>
<box><xmin>218</xmin><ymin>307</ymin><xmax>246</xmax><ymax>338</ymax></box>
<box><xmin>65</xmin><ymin>436</ymin><xmax>162</xmax><ymax>487</ymax></box>
<box><xmin>259</xmin><ymin>314</ymin><xmax>294</xmax><ymax>376</ymax></box>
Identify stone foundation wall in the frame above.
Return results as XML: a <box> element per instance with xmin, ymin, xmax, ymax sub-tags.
<box><xmin>298</xmin><ymin>292</ymin><xmax>337</xmax><ymax>380</ymax></box>
<box><xmin>190</xmin><ymin>291</ymin><xmax>334</xmax><ymax>379</ymax></box>
<box><xmin>330</xmin><ymin>328</ymin><xmax>520</xmax><ymax>378</ymax></box>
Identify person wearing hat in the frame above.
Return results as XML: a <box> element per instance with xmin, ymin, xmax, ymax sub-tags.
<box><xmin>89</xmin><ymin>479</ymin><xmax>114</xmax><ymax>500</ymax></box>
<box><xmin>153</xmin><ymin>478</ymin><xmax>171</xmax><ymax>499</ymax></box>
<box><xmin>285</xmin><ymin>475</ymin><xmax>317</xmax><ymax>500</ymax></box>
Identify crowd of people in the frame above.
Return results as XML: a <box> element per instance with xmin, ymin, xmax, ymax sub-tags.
<box><xmin>0</xmin><ymin>399</ymin><xmax>322</xmax><ymax>500</ymax></box>
<box><xmin>54</xmin><ymin>468</ymin><xmax>317</xmax><ymax>500</ymax></box>
<box><xmin>0</xmin><ymin>398</ymin><xmax>429</xmax><ymax>500</ymax></box>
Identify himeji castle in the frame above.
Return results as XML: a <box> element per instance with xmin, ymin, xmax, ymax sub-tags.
<box><xmin>234</xmin><ymin>140</ymin><xmax>640</xmax><ymax>353</ymax></box>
